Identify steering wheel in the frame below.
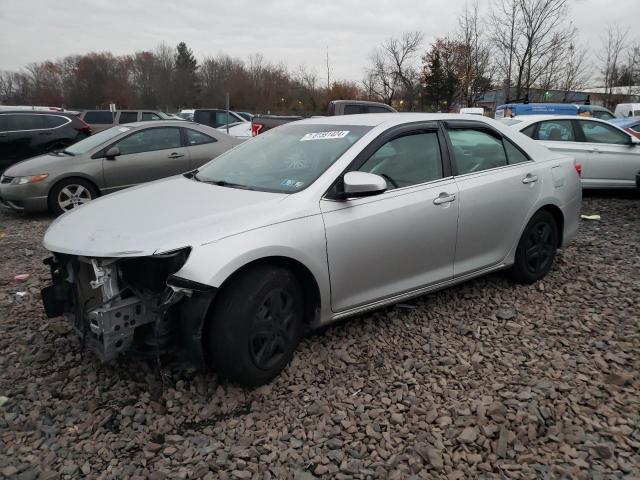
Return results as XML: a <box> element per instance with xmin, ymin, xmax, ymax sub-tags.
<box><xmin>378</xmin><ymin>173</ymin><xmax>398</xmax><ymax>189</ymax></box>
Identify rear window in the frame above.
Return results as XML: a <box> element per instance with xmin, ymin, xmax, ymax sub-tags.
<box><xmin>343</xmin><ymin>105</ymin><xmax>365</xmax><ymax>115</ymax></box>
<box><xmin>43</xmin><ymin>115</ymin><xmax>70</xmax><ymax>128</ymax></box>
<box><xmin>84</xmin><ymin>111</ymin><xmax>114</xmax><ymax>124</ymax></box>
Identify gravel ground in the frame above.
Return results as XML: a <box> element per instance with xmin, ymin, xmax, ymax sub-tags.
<box><xmin>0</xmin><ymin>193</ymin><xmax>639</xmax><ymax>480</ymax></box>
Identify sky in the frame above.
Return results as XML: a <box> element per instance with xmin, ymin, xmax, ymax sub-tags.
<box><xmin>0</xmin><ymin>0</ymin><xmax>638</xmax><ymax>85</ymax></box>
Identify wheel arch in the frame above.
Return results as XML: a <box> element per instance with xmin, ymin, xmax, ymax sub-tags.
<box><xmin>47</xmin><ymin>175</ymin><xmax>102</xmax><ymax>208</ymax></box>
<box><xmin>214</xmin><ymin>255</ymin><xmax>322</xmax><ymax>327</ymax></box>
<box><xmin>537</xmin><ymin>203</ymin><xmax>564</xmax><ymax>247</ymax></box>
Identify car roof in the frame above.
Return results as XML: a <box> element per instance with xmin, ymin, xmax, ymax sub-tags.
<box><xmin>510</xmin><ymin>114</ymin><xmax>613</xmax><ymax>126</ymax></box>
<box><xmin>117</xmin><ymin>120</ymin><xmax>206</xmax><ymax>129</ymax></box>
<box><xmin>0</xmin><ymin>110</ymin><xmax>76</xmax><ymax>116</ymax></box>
<box><xmin>296</xmin><ymin>112</ymin><xmax>498</xmax><ymax>127</ymax></box>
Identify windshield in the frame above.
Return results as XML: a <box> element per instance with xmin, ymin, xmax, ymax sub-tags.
<box><xmin>196</xmin><ymin>123</ymin><xmax>372</xmax><ymax>192</ymax></box>
<box><xmin>64</xmin><ymin>126</ymin><xmax>132</xmax><ymax>155</ymax></box>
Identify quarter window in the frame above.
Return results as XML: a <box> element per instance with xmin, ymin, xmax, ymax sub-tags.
<box><xmin>579</xmin><ymin>121</ymin><xmax>630</xmax><ymax>145</ymax></box>
<box><xmin>84</xmin><ymin>111</ymin><xmax>114</xmax><ymax>124</ymax></box>
<box><xmin>185</xmin><ymin>129</ymin><xmax>217</xmax><ymax>146</ymax></box>
<box><xmin>115</xmin><ymin>127</ymin><xmax>182</xmax><ymax>155</ymax></box>
<box><xmin>43</xmin><ymin>115</ymin><xmax>69</xmax><ymax>128</ymax></box>
<box><xmin>118</xmin><ymin>112</ymin><xmax>138</xmax><ymax>124</ymax></box>
<box><xmin>521</xmin><ymin>124</ymin><xmax>536</xmax><ymax>138</ymax></box>
<box><xmin>141</xmin><ymin>112</ymin><xmax>162</xmax><ymax>121</ymax></box>
<box><xmin>358</xmin><ymin>131</ymin><xmax>443</xmax><ymax>189</ymax></box>
<box><xmin>536</xmin><ymin>120</ymin><xmax>575</xmax><ymax>141</ymax></box>
<box><xmin>448</xmin><ymin>129</ymin><xmax>507</xmax><ymax>174</ymax></box>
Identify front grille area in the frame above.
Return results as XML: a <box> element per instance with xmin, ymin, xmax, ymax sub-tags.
<box><xmin>0</xmin><ymin>175</ymin><xmax>13</xmax><ymax>184</ymax></box>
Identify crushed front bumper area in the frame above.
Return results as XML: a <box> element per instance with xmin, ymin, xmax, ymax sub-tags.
<box><xmin>41</xmin><ymin>251</ymin><xmax>216</xmax><ymax>365</ymax></box>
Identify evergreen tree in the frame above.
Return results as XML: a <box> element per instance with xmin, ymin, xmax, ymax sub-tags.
<box><xmin>174</xmin><ymin>42</ymin><xmax>199</xmax><ymax>107</ymax></box>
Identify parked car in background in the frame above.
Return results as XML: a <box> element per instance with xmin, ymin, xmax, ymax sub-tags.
<box><xmin>0</xmin><ymin>121</ymin><xmax>240</xmax><ymax>214</ymax></box>
<box><xmin>614</xmin><ymin>103</ymin><xmax>640</xmax><ymax>118</ymax></box>
<box><xmin>512</xmin><ymin>115</ymin><xmax>640</xmax><ymax>189</ymax></box>
<box><xmin>217</xmin><ymin>121</ymin><xmax>252</xmax><ymax>139</ymax></box>
<box><xmin>0</xmin><ymin>111</ymin><xmax>91</xmax><ymax>172</ymax></box>
<box><xmin>578</xmin><ymin>105</ymin><xmax>617</xmax><ymax>120</ymax></box>
<box><xmin>459</xmin><ymin>107</ymin><xmax>485</xmax><ymax>115</ymax></box>
<box><xmin>235</xmin><ymin>111</ymin><xmax>254</xmax><ymax>121</ymax></box>
<box><xmin>41</xmin><ymin>113</ymin><xmax>580</xmax><ymax>386</ymax></box>
<box><xmin>495</xmin><ymin>103</ymin><xmax>616</xmax><ymax>120</ymax></box>
<box><xmin>177</xmin><ymin>109</ymin><xmax>195</xmax><ymax>121</ymax></box>
<box><xmin>0</xmin><ymin>105</ymin><xmax>68</xmax><ymax>112</ymax></box>
<box><xmin>192</xmin><ymin>109</ymin><xmax>246</xmax><ymax>129</ymax></box>
<box><xmin>80</xmin><ymin>110</ymin><xmax>173</xmax><ymax>133</ymax></box>
<box><xmin>251</xmin><ymin>99</ymin><xmax>397</xmax><ymax>136</ymax></box>
<box><xmin>609</xmin><ymin>117</ymin><xmax>640</xmax><ymax>139</ymax></box>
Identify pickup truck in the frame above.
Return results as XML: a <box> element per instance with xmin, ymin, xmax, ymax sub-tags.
<box><xmin>250</xmin><ymin>100</ymin><xmax>396</xmax><ymax>136</ymax></box>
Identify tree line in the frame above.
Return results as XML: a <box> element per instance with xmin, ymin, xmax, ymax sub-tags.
<box><xmin>1</xmin><ymin>0</ymin><xmax>638</xmax><ymax>114</ymax></box>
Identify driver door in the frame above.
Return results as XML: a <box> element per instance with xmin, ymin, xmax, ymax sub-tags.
<box><xmin>102</xmin><ymin>126</ymin><xmax>191</xmax><ymax>191</ymax></box>
<box><xmin>320</xmin><ymin>126</ymin><xmax>458</xmax><ymax>312</ymax></box>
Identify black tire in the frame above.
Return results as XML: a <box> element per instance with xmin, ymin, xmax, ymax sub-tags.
<box><xmin>206</xmin><ymin>265</ymin><xmax>304</xmax><ymax>387</ymax></box>
<box><xmin>508</xmin><ymin>210</ymin><xmax>559</xmax><ymax>284</ymax></box>
<box><xmin>49</xmin><ymin>178</ymin><xmax>99</xmax><ymax>216</ymax></box>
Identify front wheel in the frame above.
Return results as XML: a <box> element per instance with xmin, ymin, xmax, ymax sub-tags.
<box><xmin>206</xmin><ymin>266</ymin><xmax>303</xmax><ymax>386</ymax></box>
<box><xmin>49</xmin><ymin>178</ymin><xmax>99</xmax><ymax>216</ymax></box>
<box><xmin>508</xmin><ymin>210</ymin><xmax>559</xmax><ymax>284</ymax></box>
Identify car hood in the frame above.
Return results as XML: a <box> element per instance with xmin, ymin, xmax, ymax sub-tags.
<box><xmin>3</xmin><ymin>153</ymin><xmax>78</xmax><ymax>176</ymax></box>
<box><xmin>43</xmin><ymin>176</ymin><xmax>291</xmax><ymax>257</ymax></box>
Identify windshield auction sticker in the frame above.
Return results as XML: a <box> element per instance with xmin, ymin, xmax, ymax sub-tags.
<box><xmin>300</xmin><ymin>131</ymin><xmax>349</xmax><ymax>141</ymax></box>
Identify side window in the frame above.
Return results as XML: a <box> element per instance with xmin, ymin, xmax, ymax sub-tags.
<box><xmin>579</xmin><ymin>121</ymin><xmax>630</xmax><ymax>145</ymax></box>
<box><xmin>185</xmin><ymin>129</ymin><xmax>217</xmax><ymax>146</ymax></box>
<box><xmin>84</xmin><ymin>111</ymin><xmax>114</xmax><ymax>124</ymax></box>
<box><xmin>0</xmin><ymin>115</ymin><xmax>8</xmax><ymax>132</ymax></box>
<box><xmin>358</xmin><ymin>131</ymin><xmax>443</xmax><ymax>189</ymax></box>
<box><xmin>141</xmin><ymin>112</ymin><xmax>162</xmax><ymax>121</ymax></box>
<box><xmin>11</xmin><ymin>114</ymin><xmax>46</xmax><ymax>131</ymax></box>
<box><xmin>448</xmin><ymin>129</ymin><xmax>507</xmax><ymax>174</ymax></box>
<box><xmin>43</xmin><ymin>115</ymin><xmax>68</xmax><ymax>128</ymax></box>
<box><xmin>593</xmin><ymin>111</ymin><xmax>615</xmax><ymax>120</ymax></box>
<box><xmin>215</xmin><ymin>112</ymin><xmax>231</xmax><ymax>127</ymax></box>
<box><xmin>343</xmin><ymin>105</ymin><xmax>364</xmax><ymax>115</ymax></box>
<box><xmin>115</xmin><ymin>127</ymin><xmax>182</xmax><ymax>155</ymax></box>
<box><xmin>520</xmin><ymin>124</ymin><xmax>536</xmax><ymax>138</ymax></box>
<box><xmin>536</xmin><ymin>120</ymin><xmax>575</xmax><ymax>141</ymax></box>
<box><xmin>504</xmin><ymin>139</ymin><xmax>529</xmax><ymax>164</ymax></box>
<box><xmin>631</xmin><ymin>125</ymin><xmax>640</xmax><ymax>133</ymax></box>
<box><xmin>119</xmin><ymin>112</ymin><xmax>138</xmax><ymax>124</ymax></box>
<box><xmin>366</xmin><ymin>106</ymin><xmax>392</xmax><ymax>114</ymax></box>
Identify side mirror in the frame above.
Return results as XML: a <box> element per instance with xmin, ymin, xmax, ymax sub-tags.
<box><xmin>339</xmin><ymin>171</ymin><xmax>387</xmax><ymax>199</ymax></box>
<box><xmin>105</xmin><ymin>146</ymin><xmax>120</xmax><ymax>159</ymax></box>
<box><xmin>630</xmin><ymin>136</ymin><xmax>640</xmax><ymax>146</ymax></box>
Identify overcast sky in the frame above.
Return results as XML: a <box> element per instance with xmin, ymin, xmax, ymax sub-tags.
<box><xmin>0</xmin><ymin>0</ymin><xmax>638</xmax><ymax>85</ymax></box>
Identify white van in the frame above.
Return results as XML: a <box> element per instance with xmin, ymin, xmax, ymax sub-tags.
<box><xmin>614</xmin><ymin>103</ymin><xmax>640</xmax><ymax>118</ymax></box>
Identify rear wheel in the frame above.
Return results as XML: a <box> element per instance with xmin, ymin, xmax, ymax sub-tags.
<box><xmin>508</xmin><ymin>210</ymin><xmax>559</xmax><ymax>284</ymax></box>
<box><xmin>49</xmin><ymin>178</ymin><xmax>99</xmax><ymax>215</ymax></box>
<box><xmin>206</xmin><ymin>266</ymin><xmax>303</xmax><ymax>386</ymax></box>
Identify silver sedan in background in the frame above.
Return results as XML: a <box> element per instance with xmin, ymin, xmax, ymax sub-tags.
<box><xmin>0</xmin><ymin>120</ymin><xmax>241</xmax><ymax>214</ymax></box>
<box><xmin>509</xmin><ymin>115</ymin><xmax>640</xmax><ymax>189</ymax></box>
<box><xmin>41</xmin><ymin>114</ymin><xmax>581</xmax><ymax>386</ymax></box>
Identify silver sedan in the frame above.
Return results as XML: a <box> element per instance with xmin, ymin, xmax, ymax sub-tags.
<box><xmin>509</xmin><ymin>115</ymin><xmax>640</xmax><ymax>189</ymax></box>
<box><xmin>41</xmin><ymin>114</ymin><xmax>581</xmax><ymax>386</ymax></box>
<box><xmin>0</xmin><ymin>120</ymin><xmax>241</xmax><ymax>214</ymax></box>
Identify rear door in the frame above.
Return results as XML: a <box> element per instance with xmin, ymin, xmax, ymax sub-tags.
<box><xmin>2</xmin><ymin>114</ymin><xmax>47</xmax><ymax>162</ymax></box>
<box><xmin>521</xmin><ymin>119</ymin><xmax>591</xmax><ymax>171</ymax></box>
<box><xmin>321</xmin><ymin>124</ymin><xmax>458</xmax><ymax>312</ymax></box>
<box><xmin>575</xmin><ymin>119</ymin><xmax>640</xmax><ymax>188</ymax></box>
<box><xmin>445</xmin><ymin>121</ymin><xmax>541</xmax><ymax>276</ymax></box>
<box><xmin>102</xmin><ymin>126</ymin><xmax>191</xmax><ymax>191</ymax></box>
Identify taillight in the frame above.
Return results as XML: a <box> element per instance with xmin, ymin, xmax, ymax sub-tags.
<box><xmin>75</xmin><ymin>118</ymin><xmax>92</xmax><ymax>135</ymax></box>
<box><xmin>573</xmin><ymin>159</ymin><xmax>582</xmax><ymax>176</ymax></box>
<box><xmin>251</xmin><ymin>123</ymin><xmax>264</xmax><ymax>136</ymax></box>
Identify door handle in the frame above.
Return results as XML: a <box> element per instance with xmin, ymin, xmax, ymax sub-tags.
<box><xmin>167</xmin><ymin>152</ymin><xmax>184</xmax><ymax>159</ymax></box>
<box><xmin>433</xmin><ymin>192</ymin><xmax>456</xmax><ymax>205</ymax></box>
<box><xmin>522</xmin><ymin>174</ymin><xmax>538</xmax><ymax>184</ymax></box>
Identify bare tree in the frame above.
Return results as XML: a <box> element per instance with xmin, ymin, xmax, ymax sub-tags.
<box><xmin>457</xmin><ymin>1</ymin><xmax>494</xmax><ymax>107</ymax></box>
<box><xmin>364</xmin><ymin>32</ymin><xmax>424</xmax><ymax>109</ymax></box>
<box><xmin>598</xmin><ymin>22</ymin><xmax>629</xmax><ymax>106</ymax></box>
<box><xmin>490</xmin><ymin>0</ymin><xmax>520</xmax><ymax>101</ymax></box>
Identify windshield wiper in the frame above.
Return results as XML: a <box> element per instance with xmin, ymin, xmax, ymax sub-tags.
<box><xmin>61</xmin><ymin>149</ymin><xmax>75</xmax><ymax>156</ymax></box>
<box><xmin>203</xmin><ymin>179</ymin><xmax>257</xmax><ymax>190</ymax></box>
<box><xmin>184</xmin><ymin>170</ymin><xmax>200</xmax><ymax>181</ymax></box>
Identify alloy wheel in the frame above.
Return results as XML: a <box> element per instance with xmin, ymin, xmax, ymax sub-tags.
<box><xmin>57</xmin><ymin>184</ymin><xmax>92</xmax><ymax>212</ymax></box>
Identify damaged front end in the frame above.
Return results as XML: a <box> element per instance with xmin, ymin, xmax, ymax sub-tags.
<box><xmin>41</xmin><ymin>249</ymin><xmax>215</xmax><ymax>366</ymax></box>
